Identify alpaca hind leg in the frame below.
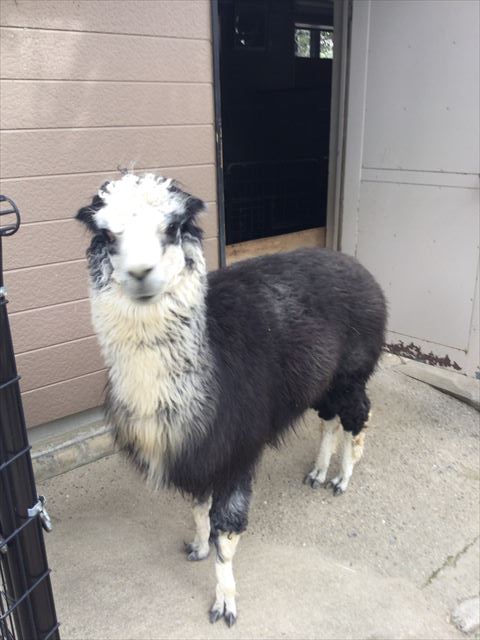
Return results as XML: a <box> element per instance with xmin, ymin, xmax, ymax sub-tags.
<box><xmin>304</xmin><ymin>416</ymin><xmax>341</xmax><ymax>488</ymax></box>
<box><xmin>329</xmin><ymin>389</ymin><xmax>371</xmax><ymax>495</ymax></box>
<box><xmin>185</xmin><ymin>495</ymin><xmax>212</xmax><ymax>561</ymax></box>
<box><xmin>209</xmin><ymin>474</ymin><xmax>252</xmax><ymax>626</ymax></box>
<box><xmin>328</xmin><ymin>430</ymin><xmax>356</xmax><ymax>495</ymax></box>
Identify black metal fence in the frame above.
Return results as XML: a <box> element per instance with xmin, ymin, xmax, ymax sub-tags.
<box><xmin>0</xmin><ymin>196</ymin><xmax>60</xmax><ymax>640</ymax></box>
<box><xmin>224</xmin><ymin>158</ymin><xmax>325</xmax><ymax>244</ymax></box>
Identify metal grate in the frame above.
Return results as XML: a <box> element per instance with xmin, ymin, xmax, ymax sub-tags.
<box><xmin>224</xmin><ymin>159</ymin><xmax>324</xmax><ymax>244</ymax></box>
<box><xmin>0</xmin><ymin>196</ymin><xmax>60</xmax><ymax>640</ymax></box>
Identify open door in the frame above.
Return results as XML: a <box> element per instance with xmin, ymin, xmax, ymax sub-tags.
<box><xmin>213</xmin><ymin>0</ymin><xmax>336</xmax><ymax>264</ymax></box>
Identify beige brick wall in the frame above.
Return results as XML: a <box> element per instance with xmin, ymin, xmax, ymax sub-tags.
<box><xmin>0</xmin><ymin>0</ymin><xmax>219</xmax><ymax>428</ymax></box>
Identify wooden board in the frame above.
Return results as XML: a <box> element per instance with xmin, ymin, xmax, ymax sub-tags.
<box><xmin>226</xmin><ymin>227</ymin><xmax>326</xmax><ymax>265</ymax></box>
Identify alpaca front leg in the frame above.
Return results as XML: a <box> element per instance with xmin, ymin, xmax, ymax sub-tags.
<box><xmin>209</xmin><ymin>475</ymin><xmax>252</xmax><ymax>626</ymax></box>
<box><xmin>185</xmin><ymin>496</ymin><xmax>212</xmax><ymax>561</ymax></box>
<box><xmin>210</xmin><ymin>532</ymin><xmax>240</xmax><ymax>626</ymax></box>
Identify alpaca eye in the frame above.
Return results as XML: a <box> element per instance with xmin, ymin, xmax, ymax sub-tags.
<box><xmin>166</xmin><ymin>222</ymin><xmax>179</xmax><ymax>236</ymax></box>
<box><xmin>102</xmin><ymin>229</ymin><xmax>115</xmax><ymax>243</ymax></box>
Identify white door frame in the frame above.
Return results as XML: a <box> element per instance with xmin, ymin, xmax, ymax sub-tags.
<box><xmin>326</xmin><ymin>0</ymin><xmax>372</xmax><ymax>254</ymax></box>
<box><xmin>326</xmin><ymin>0</ymin><xmax>352</xmax><ymax>249</ymax></box>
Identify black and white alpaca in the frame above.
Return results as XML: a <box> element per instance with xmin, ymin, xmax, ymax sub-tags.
<box><xmin>76</xmin><ymin>173</ymin><xmax>387</xmax><ymax>626</ymax></box>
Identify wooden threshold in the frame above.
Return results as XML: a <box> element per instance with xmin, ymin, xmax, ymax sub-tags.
<box><xmin>226</xmin><ymin>227</ymin><xmax>326</xmax><ymax>265</ymax></box>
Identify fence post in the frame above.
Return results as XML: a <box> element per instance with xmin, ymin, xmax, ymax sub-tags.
<box><xmin>0</xmin><ymin>196</ymin><xmax>60</xmax><ymax>640</ymax></box>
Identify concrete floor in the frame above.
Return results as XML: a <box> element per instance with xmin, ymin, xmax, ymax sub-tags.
<box><xmin>39</xmin><ymin>363</ymin><xmax>479</xmax><ymax>639</ymax></box>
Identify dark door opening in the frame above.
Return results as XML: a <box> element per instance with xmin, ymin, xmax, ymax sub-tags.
<box><xmin>216</xmin><ymin>0</ymin><xmax>334</xmax><ymax>263</ymax></box>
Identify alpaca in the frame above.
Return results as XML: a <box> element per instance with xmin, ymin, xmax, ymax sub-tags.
<box><xmin>76</xmin><ymin>173</ymin><xmax>387</xmax><ymax>626</ymax></box>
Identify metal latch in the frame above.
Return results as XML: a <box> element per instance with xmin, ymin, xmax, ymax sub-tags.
<box><xmin>27</xmin><ymin>495</ymin><xmax>53</xmax><ymax>532</ymax></box>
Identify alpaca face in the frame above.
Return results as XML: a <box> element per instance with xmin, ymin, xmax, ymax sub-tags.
<box><xmin>76</xmin><ymin>173</ymin><xmax>205</xmax><ymax>301</ymax></box>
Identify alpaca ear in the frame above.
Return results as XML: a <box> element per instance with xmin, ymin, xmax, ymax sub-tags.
<box><xmin>181</xmin><ymin>196</ymin><xmax>205</xmax><ymax>242</ymax></box>
<box><xmin>185</xmin><ymin>195</ymin><xmax>206</xmax><ymax>222</ymax></box>
<box><xmin>167</xmin><ymin>180</ymin><xmax>205</xmax><ymax>222</ymax></box>
<box><xmin>75</xmin><ymin>183</ymin><xmax>109</xmax><ymax>233</ymax></box>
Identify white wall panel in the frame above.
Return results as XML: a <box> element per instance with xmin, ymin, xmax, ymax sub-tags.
<box><xmin>342</xmin><ymin>0</ymin><xmax>479</xmax><ymax>373</ymax></box>
<box><xmin>357</xmin><ymin>181</ymin><xmax>479</xmax><ymax>349</ymax></box>
<box><xmin>363</xmin><ymin>0</ymin><xmax>479</xmax><ymax>173</ymax></box>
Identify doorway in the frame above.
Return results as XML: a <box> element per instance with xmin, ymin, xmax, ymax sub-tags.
<box><xmin>214</xmin><ymin>0</ymin><xmax>335</xmax><ymax>264</ymax></box>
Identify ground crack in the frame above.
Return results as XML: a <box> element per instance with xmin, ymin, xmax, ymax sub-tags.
<box><xmin>422</xmin><ymin>535</ymin><xmax>480</xmax><ymax>588</ymax></box>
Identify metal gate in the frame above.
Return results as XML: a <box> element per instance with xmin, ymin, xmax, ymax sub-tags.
<box><xmin>0</xmin><ymin>196</ymin><xmax>60</xmax><ymax>640</ymax></box>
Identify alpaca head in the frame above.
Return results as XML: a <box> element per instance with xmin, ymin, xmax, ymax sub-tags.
<box><xmin>76</xmin><ymin>173</ymin><xmax>205</xmax><ymax>302</ymax></box>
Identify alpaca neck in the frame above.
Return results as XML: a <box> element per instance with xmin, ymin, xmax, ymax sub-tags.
<box><xmin>92</xmin><ymin>254</ymin><xmax>210</xmax><ymax>420</ymax></box>
<box><xmin>89</xmin><ymin>241</ymin><xmax>215</xmax><ymax>487</ymax></box>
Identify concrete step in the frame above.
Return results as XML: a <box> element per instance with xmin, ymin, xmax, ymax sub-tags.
<box><xmin>32</xmin><ymin>420</ymin><xmax>116</xmax><ymax>483</ymax></box>
<box><xmin>396</xmin><ymin>360</ymin><xmax>480</xmax><ymax>411</ymax></box>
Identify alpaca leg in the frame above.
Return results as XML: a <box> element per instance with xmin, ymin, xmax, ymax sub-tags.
<box><xmin>209</xmin><ymin>474</ymin><xmax>252</xmax><ymax>626</ymax></box>
<box><xmin>210</xmin><ymin>532</ymin><xmax>241</xmax><ymax>626</ymax></box>
<box><xmin>329</xmin><ymin>430</ymin><xmax>355</xmax><ymax>495</ymax></box>
<box><xmin>326</xmin><ymin>383</ymin><xmax>371</xmax><ymax>495</ymax></box>
<box><xmin>352</xmin><ymin>430</ymin><xmax>366</xmax><ymax>463</ymax></box>
<box><xmin>185</xmin><ymin>495</ymin><xmax>212</xmax><ymax>561</ymax></box>
<box><xmin>304</xmin><ymin>416</ymin><xmax>341</xmax><ymax>488</ymax></box>
<box><xmin>329</xmin><ymin>409</ymin><xmax>371</xmax><ymax>495</ymax></box>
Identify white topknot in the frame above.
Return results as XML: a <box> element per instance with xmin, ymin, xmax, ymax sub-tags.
<box><xmin>95</xmin><ymin>173</ymin><xmax>186</xmax><ymax>231</ymax></box>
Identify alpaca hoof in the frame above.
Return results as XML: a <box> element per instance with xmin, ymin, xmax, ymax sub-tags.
<box><xmin>184</xmin><ymin>542</ymin><xmax>209</xmax><ymax>561</ymax></box>
<box><xmin>225</xmin><ymin>611</ymin><xmax>237</xmax><ymax>627</ymax></box>
<box><xmin>209</xmin><ymin>600</ymin><xmax>237</xmax><ymax>626</ymax></box>
<box><xmin>208</xmin><ymin>609</ymin><xmax>223</xmax><ymax>624</ymax></box>
<box><xmin>303</xmin><ymin>470</ymin><xmax>326</xmax><ymax>489</ymax></box>
<box><xmin>209</xmin><ymin>605</ymin><xmax>224</xmax><ymax>624</ymax></box>
<box><xmin>327</xmin><ymin>479</ymin><xmax>346</xmax><ymax>496</ymax></box>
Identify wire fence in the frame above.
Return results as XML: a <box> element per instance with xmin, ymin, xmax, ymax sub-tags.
<box><xmin>224</xmin><ymin>159</ymin><xmax>325</xmax><ymax>244</ymax></box>
<box><xmin>0</xmin><ymin>196</ymin><xmax>60</xmax><ymax>640</ymax></box>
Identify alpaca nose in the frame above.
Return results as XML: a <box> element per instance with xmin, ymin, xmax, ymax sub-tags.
<box><xmin>128</xmin><ymin>267</ymin><xmax>153</xmax><ymax>282</ymax></box>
